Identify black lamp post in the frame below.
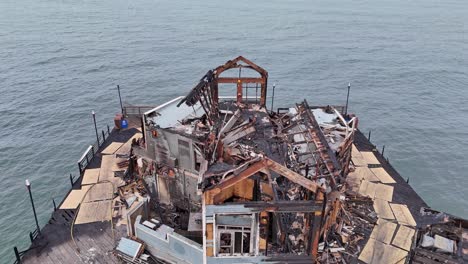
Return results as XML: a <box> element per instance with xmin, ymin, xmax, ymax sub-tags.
<box><xmin>117</xmin><ymin>85</ymin><xmax>123</xmax><ymax>114</ymax></box>
<box><xmin>92</xmin><ymin>111</ymin><xmax>99</xmax><ymax>144</ymax></box>
<box><xmin>25</xmin><ymin>179</ymin><xmax>41</xmax><ymax>235</ymax></box>
<box><xmin>345</xmin><ymin>83</ymin><xmax>351</xmax><ymax>116</ymax></box>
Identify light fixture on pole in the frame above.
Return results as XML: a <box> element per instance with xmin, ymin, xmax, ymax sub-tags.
<box><xmin>25</xmin><ymin>179</ymin><xmax>41</xmax><ymax>235</ymax></box>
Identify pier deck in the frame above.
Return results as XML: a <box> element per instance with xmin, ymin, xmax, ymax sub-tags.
<box><xmin>20</xmin><ymin>117</ymin><xmax>142</xmax><ymax>264</ymax></box>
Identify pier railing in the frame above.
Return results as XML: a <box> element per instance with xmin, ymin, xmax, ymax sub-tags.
<box><xmin>123</xmin><ymin>105</ymin><xmax>154</xmax><ymax>116</ymax></box>
<box><xmin>12</xmin><ymin>123</ymin><xmax>112</xmax><ymax>263</ymax></box>
<box><xmin>77</xmin><ymin>124</ymin><xmax>111</xmax><ymax>175</ymax></box>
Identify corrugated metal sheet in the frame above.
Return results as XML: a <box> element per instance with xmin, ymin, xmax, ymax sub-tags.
<box><xmin>116</xmin><ymin>237</ymin><xmax>142</xmax><ymax>259</ymax></box>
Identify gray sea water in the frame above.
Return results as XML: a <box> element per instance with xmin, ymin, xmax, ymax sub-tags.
<box><xmin>1</xmin><ymin>0</ymin><xmax>467</xmax><ymax>261</ymax></box>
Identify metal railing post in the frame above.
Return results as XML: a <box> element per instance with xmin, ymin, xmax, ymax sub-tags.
<box><xmin>78</xmin><ymin>162</ymin><xmax>82</xmax><ymax>175</ymax></box>
<box><xmin>14</xmin><ymin>247</ymin><xmax>20</xmax><ymax>263</ymax></box>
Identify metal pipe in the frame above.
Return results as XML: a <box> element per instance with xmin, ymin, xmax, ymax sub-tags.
<box><xmin>117</xmin><ymin>85</ymin><xmax>123</xmax><ymax>114</ymax></box>
<box><xmin>344</xmin><ymin>83</ymin><xmax>351</xmax><ymax>115</ymax></box>
<box><xmin>92</xmin><ymin>111</ymin><xmax>99</xmax><ymax>144</ymax></box>
<box><xmin>25</xmin><ymin>180</ymin><xmax>41</xmax><ymax>235</ymax></box>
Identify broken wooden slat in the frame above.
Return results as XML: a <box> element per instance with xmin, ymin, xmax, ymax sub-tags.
<box><xmin>265</xmin><ymin>158</ymin><xmax>319</xmax><ymax>193</ymax></box>
<box><xmin>390</xmin><ymin>203</ymin><xmax>417</xmax><ymax>227</ymax></box>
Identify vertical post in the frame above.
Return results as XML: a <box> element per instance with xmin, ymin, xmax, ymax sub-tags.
<box><xmin>92</xmin><ymin>111</ymin><xmax>99</xmax><ymax>145</ymax></box>
<box><xmin>53</xmin><ymin>198</ymin><xmax>57</xmax><ymax>211</ymax></box>
<box><xmin>382</xmin><ymin>145</ymin><xmax>385</xmax><ymax>156</ymax></box>
<box><xmin>29</xmin><ymin>232</ymin><xmax>34</xmax><ymax>243</ymax></box>
<box><xmin>344</xmin><ymin>83</ymin><xmax>351</xmax><ymax>115</ymax></box>
<box><xmin>25</xmin><ymin>180</ymin><xmax>41</xmax><ymax>235</ymax></box>
<box><xmin>69</xmin><ymin>174</ymin><xmax>74</xmax><ymax>186</ymax></box>
<box><xmin>107</xmin><ymin>124</ymin><xmax>110</xmax><ymax>134</ymax></box>
<box><xmin>102</xmin><ymin>130</ymin><xmax>105</xmax><ymax>142</ymax></box>
<box><xmin>78</xmin><ymin>162</ymin><xmax>82</xmax><ymax>175</ymax></box>
<box><xmin>368</xmin><ymin>130</ymin><xmax>371</xmax><ymax>142</ymax></box>
<box><xmin>14</xmin><ymin>247</ymin><xmax>20</xmax><ymax>262</ymax></box>
<box><xmin>117</xmin><ymin>85</ymin><xmax>123</xmax><ymax>114</ymax></box>
<box><xmin>270</xmin><ymin>83</ymin><xmax>276</xmax><ymax>111</ymax></box>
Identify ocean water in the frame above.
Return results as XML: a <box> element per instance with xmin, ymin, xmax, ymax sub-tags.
<box><xmin>0</xmin><ymin>0</ymin><xmax>467</xmax><ymax>261</ymax></box>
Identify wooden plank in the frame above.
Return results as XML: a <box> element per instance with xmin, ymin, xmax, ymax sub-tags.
<box><xmin>352</xmin><ymin>144</ymin><xmax>367</xmax><ymax>166</ymax></box>
<box><xmin>390</xmin><ymin>203</ymin><xmax>417</xmax><ymax>227</ymax></box>
<box><xmin>101</xmin><ymin>142</ymin><xmax>124</xmax><ymax>155</ymax></box>
<box><xmin>357</xmin><ymin>166</ymin><xmax>380</xmax><ymax>182</ymax></box>
<box><xmin>373</xmin><ymin>199</ymin><xmax>395</xmax><ymax>220</ymax></box>
<box><xmin>99</xmin><ymin>154</ymin><xmax>115</xmax><ymax>182</ymax></box>
<box><xmin>59</xmin><ymin>185</ymin><xmax>91</xmax><ymax>209</ymax></box>
<box><xmin>361</xmin><ymin>151</ymin><xmax>380</xmax><ymax>164</ymax></box>
<box><xmin>115</xmin><ymin>133</ymin><xmax>142</xmax><ymax>155</ymax></box>
<box><xmin>370</xmin><ymin>219</ymin><xmax>397</xmax><ymax>244</ymax></box>
<box><xmin>364</xmin><ymin>181</ymin><xmax>377</xmax><ymax>198</ymax></box>
<box><xmin>81</xmin><ymin>168</ymin><xmax>100</xmax><ymax>185</ymax></box>
<box><xmin>75</xmin><ymin>200</ymin><xmax>112</xmax><ymax>224</ymax></box>
<box><xmin>359</xmin><ymin>238</ymin><xmax>408</xmax><ymax>264</ymax></box>
<box><xmin>83</xmin><ymin>182</ymin><xmax>113</xmax><ymax>203</ymax></box>
<box><xmin>370</xmin><ymin>167</ymin><xmax>396</xmax><ymax>184</ymax></box>
<box><xmin>358</xmin><ymin>180</ymin><xmax>378</xmax><ymax>198</ymax></box>
<box><xmin>374</xmin><ymin>183</ymin><xmax>394</xmax><ymax>202</ymax></box>
<box><xmin>392</xmin><ymin>225</ymin><xmax>416</xmax><ymax>251</ymax></box>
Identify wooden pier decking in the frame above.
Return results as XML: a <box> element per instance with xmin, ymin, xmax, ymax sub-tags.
<box><xmin>20</xmin><ymin>116</ymin><xmax>142</xmax><ymax>264</ymax></box>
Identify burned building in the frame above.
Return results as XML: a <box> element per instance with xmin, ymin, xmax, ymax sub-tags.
<box><xmin>19</xmin><ymin>56</ymin><xmax>467</xmax><ymax>264</ymax></box>
<box><xmin>135</xmin><ymin>56</ymin><xmax>357</xmax><ymax>263</ymax></box>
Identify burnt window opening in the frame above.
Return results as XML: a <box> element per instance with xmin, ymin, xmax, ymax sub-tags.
<box><xmin>217</xmin><ymin>225</ymin><xmax>252</xmax><ymax>256</ymax></box>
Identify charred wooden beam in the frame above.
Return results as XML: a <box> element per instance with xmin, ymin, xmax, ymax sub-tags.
<box><xmin>243</xmin><ymin>201</ymin><xmax>323</xmax><ymax>212</ymax></box>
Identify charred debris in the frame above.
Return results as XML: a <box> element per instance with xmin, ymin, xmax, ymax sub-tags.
<box><xmin>114</xmin><ymin>56</ymin><xmax>467</xmax><ymax>263</ymax></box>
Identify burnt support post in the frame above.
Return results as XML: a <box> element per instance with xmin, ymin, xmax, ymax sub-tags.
<box><xmin>117</xmin><ymin>85</ymin><xmax>123</xmax><ymax>114</ymax></box>
<box><xmin>25</xmin><ymin>179</ymin><xmax>41</xmax><ymax>235</ymax></box>
<box><xmin>92</xmin><ymin>111</ymin><xmax>99</xmax><ymax>145</ymax></box>
<box><xmin>345</xmin><ymin>83</ymin><xmax>351</xmax><ymax>115</ymax></box>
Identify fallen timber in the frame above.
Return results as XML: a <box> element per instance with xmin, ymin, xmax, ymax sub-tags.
<box><xmin>16</xmin><ymin>56</ymin><xmax>467</xmax><ymax>264</ymax></box>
